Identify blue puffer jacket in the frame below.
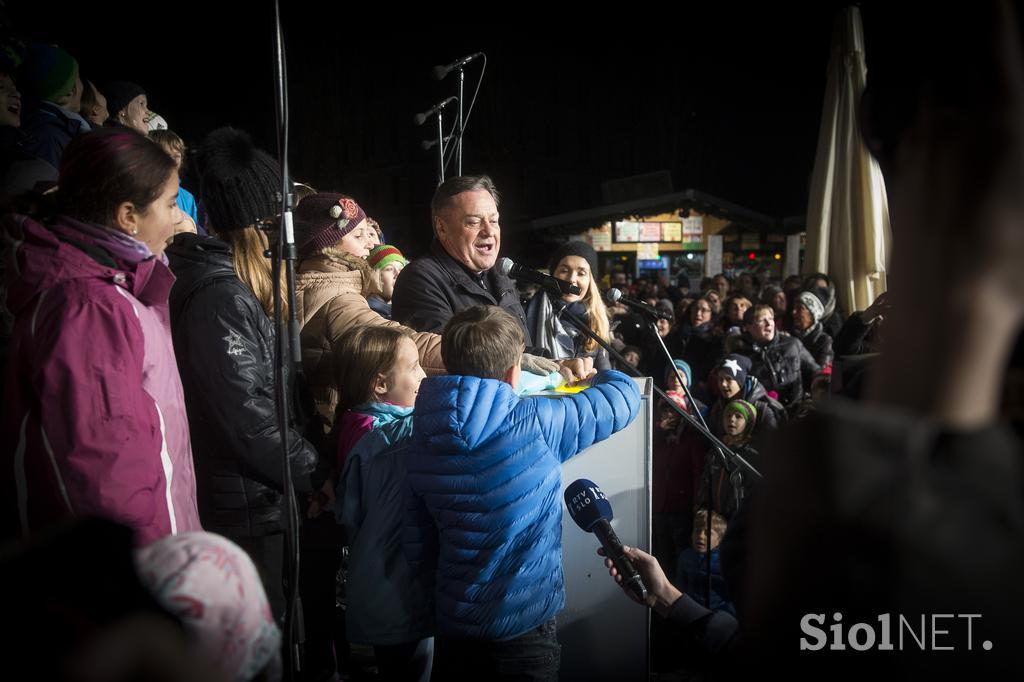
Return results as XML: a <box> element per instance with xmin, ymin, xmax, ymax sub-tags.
<box><xmin>404</xmin><ymin>370</ymin><xmax>641</xmax><ymax>640</ymax></box>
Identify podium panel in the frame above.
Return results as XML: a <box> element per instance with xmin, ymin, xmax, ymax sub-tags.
<box><xmin>556</xmin><ymin>377</ymin><xmax>652</xmax><ymax>681</ymax></box>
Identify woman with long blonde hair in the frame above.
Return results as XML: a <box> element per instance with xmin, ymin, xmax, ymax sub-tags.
<box><xmin>525</xmin><ymin>241</ymin><xmax>612</xmax><ymax>370</ymax></box>
<box><xmin>165</xmin><ymin>127</ymin><xmax>327</xmax><ymax>622</ymax></box>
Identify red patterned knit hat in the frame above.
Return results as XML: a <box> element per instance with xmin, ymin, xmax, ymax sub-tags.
<box><xmin>367</xmin><ymin>244</ymin><xmax>407</xmax><ymax>270</ymax></box>
<box><xmin>293</xmin><ymin>192</ymin><xmax>367</xmax><ymax>258</ymax></box>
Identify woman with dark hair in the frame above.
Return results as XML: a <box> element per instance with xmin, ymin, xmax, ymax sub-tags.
<box><xmin>165</xmin><ymin>127</ymin><xmax>328</xmax><ymax>620</ymax></box>
<box><xmin>675</xmin><ymin>296</ymin><xmax>724</xmax><ymax>396</ymax></box>
<box><xmin>1</xmin><ymin>127</ymin><xmax>201</xmax><ymax>545</ymax></box>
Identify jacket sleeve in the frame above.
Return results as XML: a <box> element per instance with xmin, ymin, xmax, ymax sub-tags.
<box><xmin>832</xmin><ymin>312</ymin><xmax>872</xmax><ymax>357</ymax></box>
<box><xmin>401</xmin><ymin>483</ymin><xmax>439</xmax><ymax>580</ymax></box>
<box><xmin>391</xmin><ymin>262</ymin><xmax>456</xmax><ymax>334</ymax></box>
<box><xmin>532</xmin><ymin>369</ymin><xmax>642</xmax><ymax>463</ymax></box>
<box><xmin>173</xmin><ymin>283</ymin><xmax>321</xmax><ymax>494</ymax></box>
<box><xmin>797</xmin><ymin>342</ymin><xmax>821</xmax><ymax>387</ymax></box>
<box><xmin>336</xmin><ymin>433</ymin><xmax>369</xmax><ymax>535</ymax></box>
<box><xmin>322</xmin><ymin>292</ymin><xmax>445</xmax><ymax>376</ymax></box>
<box><xmin>35</xmin><ymin>293</ymin><xmax>170</xmax><ymax>544</ymax></box>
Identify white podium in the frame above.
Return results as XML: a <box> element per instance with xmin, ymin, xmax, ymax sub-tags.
<box><xmin>554</xmin><ymin>376</ymin><xmax>652</xmax><ymax>681</ymax></box>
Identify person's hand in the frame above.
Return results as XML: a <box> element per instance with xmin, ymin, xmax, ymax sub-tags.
<box><xmin>558</xmin><ymin>356</ymin><xmax>597</xmax><ymax>386</ymax></box>
<box><xmin>306</xmin><ymin>479</ymin><xmax>336</xmax><ymax>519</ymax></box>
<box><xmin>861</xmin><ymin>291</ymin><xmax>889</xmax><ymax>325</ymax></box>
<box><xmin>521</xmin><ymin>352</ymin><xmax>560</xmax><ymax>376</ymax></box>
<box><xmin>598</xmin><ymin>545</ymin><xmax>682</xmax><ymax>616</ymax></box>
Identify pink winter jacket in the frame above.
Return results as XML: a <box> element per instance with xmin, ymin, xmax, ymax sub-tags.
<box><xmin>1</xmin><ymin>214</ymin><xmax>202</xmax><ymax>545</ymax></box>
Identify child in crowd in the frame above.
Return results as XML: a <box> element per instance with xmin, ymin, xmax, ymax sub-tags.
<box><xmin>149</xmin><ymin>128</ymin><xmax>201</xmax><ymax>235</ymax></box>
<box><xmin>614</xmin><ymin>344</ymin><xmax>643</xmax><ymax>373</ymax></box>
<box><xmin>366</xmin><ymin>244</ymin><xmax>408</xmax><ymax>320</ymax></box>
<box><xmin>676</xmin><ymin>509</ymin><xmax>735</xmax><ymax>615</ymax></box>
<box><xmin>404</xmin><ymin>305</ymin><xmax>641</xmax><ymax>681</ymax></box>
<box><xmin>699</xmin><ymin>399</ymin><xmax>760</xmax><ymax>519</ymax></box>
<box><xmin>653</xmin><ymin>358</ymin><xmax>707</xmax><ymax>583</ymax></box>
<box><xmin>333</xmin><ymin>326</ymin><xmax>433</xmax><ymax>681</ymax></box>
<box><xmin>708</xmin><ymin>353</ymin><xmax>786</xmax><ymax>436</ymax></box>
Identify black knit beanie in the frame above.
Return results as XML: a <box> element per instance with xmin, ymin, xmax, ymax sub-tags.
<box><xmin>102</xmin><ymin>81</ymin><xmax>146</xmax><ymax>117</ymax></box>
<box><xmin>548</xmin><ymin>240</ymin><xmax>599</xmax><ymax>276</ymax></box>
<box><xmin>195</xmin><ymin>127</ymin><xmax>281</xmax><ymax>233</ymax></box>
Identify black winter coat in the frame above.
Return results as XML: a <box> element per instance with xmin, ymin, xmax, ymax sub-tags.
<box><xmin>736</xmin><ymin>332</ymin><xmax>820</xmax><ymax>409</ymax></box>
<box><xmin>391</xmin><ymin>239</ymin><xmax>530</xmax><ymax>342</ymax></box>
<box><xmin>167</xmin><ymin>233</ymin><xmax>327</xmax><ymax>539</ymax></box>
<box><xmin>708</xmin><ymin>376</ymin><xmax>787</xmax><ymax>438</ymax></box>
<box><xmin>795</xmin><ymin>322</ymin><xmax>834</xmax><ymax>368</ymax></box>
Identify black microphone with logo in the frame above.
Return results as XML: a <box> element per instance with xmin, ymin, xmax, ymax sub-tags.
<box><xmin>498</xmin><ymin>257</ymin><xmax>581</xmax><ymax>297</ymax></box>
<box><xmin>564</xmin><ymin>478</ymin><xmax>647</xmax><ymax>602</ymax></box>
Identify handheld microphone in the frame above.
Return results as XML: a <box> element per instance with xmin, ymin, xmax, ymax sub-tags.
<box><xmin>414</xmin><ymin>97</ymin><xmax>458</xmax><ymax>126</ymax></box>
<box><xmin>605</xmin><ymin>288</ymin><xmax>672</xmax><ymax>321</ymax></box>
<box><xmin>497</xmin><ymin>257</ymin><xmax>581</xmax><ymax>297</ymax></box>
<box><xmin>564</xmin><ymin>479</ymin><xmax>647</xmax><ymax>603</ymax></box>
<box><xmin>432</xmin><ymin>52</ymin><xmax>484</xmax><ymax>80</ymax></box>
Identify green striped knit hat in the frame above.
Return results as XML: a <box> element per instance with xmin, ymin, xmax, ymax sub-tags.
<box><xmin>367</xmin><ymin>244</ymin><xmax>407</xmax><ymax>270</ymax></box>
<box><xmin>723</xmin><ymin>398</ymin><xmax>757</xmax><ymax>436</ymax></box>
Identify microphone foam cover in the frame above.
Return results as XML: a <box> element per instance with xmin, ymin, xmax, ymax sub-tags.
<box><xmin>564</xmin><ymin>478</ymin><xmax>613</xmax><ymax>532</ymax></box>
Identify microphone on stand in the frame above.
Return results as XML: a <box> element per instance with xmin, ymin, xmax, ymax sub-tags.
<box><xmin>605</xmin><ymin>288</ymin><xmax>672</xmax><ymax>320</ymax></box>
<box><xmin>414</xmin><ymin>96</ymin><xmax>458</xmax><ymax>126</ymax></box>
<box><xmin>422</xmin><ymin>135</ymin><xmax>455</xmax><ymax>150</ymax></box>
<box><xmin>432</xmin><ymin>52</ymin><xmax>484</xmax><ymax>80</ymax></box>
<box><xmin>497</xmin><ymin>257</ymin><xmax>581</xmax><ymax>297</ymax></box>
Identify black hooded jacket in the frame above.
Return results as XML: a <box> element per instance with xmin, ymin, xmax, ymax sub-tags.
<box><xmin>166</xmin><ymin>233</ymin><xmax>327</xmax><ymax>538</ymax></box>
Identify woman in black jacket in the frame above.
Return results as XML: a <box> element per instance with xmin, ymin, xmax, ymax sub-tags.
<box><xmin>790</xmin><ymin>291</ymin><xmax>834</xmax><ymax>368</ymax></box>
<box><xmin>166</xmin><ymin>128</ymin><xmax>328</xmax><ymax>620</ymax></box>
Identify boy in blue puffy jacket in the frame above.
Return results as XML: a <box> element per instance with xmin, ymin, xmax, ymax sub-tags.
<box><xmin>404</xmin><ymin>305</ymin><xmax>641</xmax><ymax>680</ymax></box>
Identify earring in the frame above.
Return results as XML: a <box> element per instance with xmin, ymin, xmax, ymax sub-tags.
<box><xmin>132</xmin><ymin>228</ymin><xmax>138</xmax><ymax>235</ymax></box>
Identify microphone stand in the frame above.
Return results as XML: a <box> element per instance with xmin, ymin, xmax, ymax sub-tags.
<box><xmin>456</xmin><ymin>66</ymin><xmax>465</xmax><ymax>175</ymax></box>
<box><xmin>644</xmin><ymin>320</ymin><xmax>755</xmax><ymax>610</ymax></box>
<box><xmin>435</xmin><ymin>109</ymin><xmax>445</xmax><ymax>186</ymax></box>
<box><xmin>270</xmin><ymin>1</ymin><xmax>305</xmax><ymax>676</ymax></box>
<box><xmin>553</xmin><ymin>300</ymin><xmax>758</xmax><ymax>478</ymax></box>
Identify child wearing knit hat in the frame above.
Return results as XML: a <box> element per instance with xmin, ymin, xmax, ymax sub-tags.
<box><xmin>722</xmin><ymin>398</ymin><xmax>757</xmax><ymax>447</ymax></box>
<box><xmin>366</xmin><ymin>244</ymin><xmax>408</xmax><ymax>320</ymax></box>
<box><xmin>292</xmin><ymin>192</ymin><xmax>373</xmax><ymax>260</ymax></box>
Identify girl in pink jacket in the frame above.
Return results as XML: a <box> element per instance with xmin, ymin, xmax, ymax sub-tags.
<box><xmin>2</xmin><ymin>127</ymin><xmax>201</xmax><ymax>545</ymax></box>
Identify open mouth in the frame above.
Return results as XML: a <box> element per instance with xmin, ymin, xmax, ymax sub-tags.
<box><xmin>7</xmin><ymin>103</ymin><xmax>19</xmax><ymax>115</ymax></box>
<box><xmin>474</xmin><ymin>242</ymin><xmax>494</xmax><ymax>255</ymax></box>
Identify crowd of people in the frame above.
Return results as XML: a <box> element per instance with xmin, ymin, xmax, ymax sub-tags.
<box><xmin>3</xmin><ymin>4</ymin><xmax>1024</xmax><ymax>680</ymax></box>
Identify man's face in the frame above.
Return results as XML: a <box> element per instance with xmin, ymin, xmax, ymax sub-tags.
<box><xmin>435</xmin><ymin>189</ymin><xmax>500</xmax><ymax>272</ymax></box>
<box><xmin>746</xmin><ymin>309</ymin><xmax>775</xmax><ymax>344</ymax></box>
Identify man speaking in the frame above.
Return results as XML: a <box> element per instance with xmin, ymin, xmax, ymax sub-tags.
<box><xmin>393</xmin><ymin>175</ymin><xmax>593</xmax><ymax>380</ymax></box>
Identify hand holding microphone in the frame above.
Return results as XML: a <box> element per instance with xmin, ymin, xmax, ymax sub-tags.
<box><xmin>597</xmin><ymin>545</ymin><xmax>682</xmax><ymax>617</ymax></box>
<box><xmin>564</xmin><ymin>479</ymin><xmax>647</xmax><ymax>603</ymax></box>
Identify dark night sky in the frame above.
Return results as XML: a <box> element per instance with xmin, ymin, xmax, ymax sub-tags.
<box><xmin>5</xmin><ymin>2</ymin><xmax>888</xmax><ymax>255</ymax></box>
